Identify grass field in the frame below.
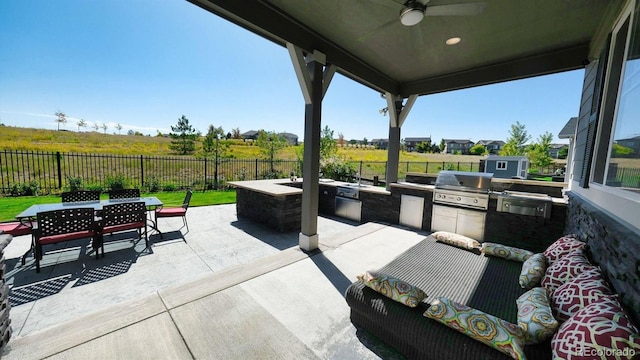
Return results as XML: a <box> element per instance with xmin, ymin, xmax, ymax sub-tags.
<box><xmin>0</xmin><ymin>190</ymin><xmax>236</xmax><ymax>223</ymax></box>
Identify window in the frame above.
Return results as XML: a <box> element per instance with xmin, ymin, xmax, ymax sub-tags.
<box><xmin>497</xmin><ymin>161</ymin><xmax>507</xmax><ymax>170</ymax></box>
<box><xmin>592</xmin><ymin>2</ymin><xmax>640</xmax><ymax>194</ymax></box>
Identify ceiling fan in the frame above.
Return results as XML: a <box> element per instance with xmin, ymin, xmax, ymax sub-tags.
<box><xmin>358</xmin><ymin>0</ymin><xmax>486</xmax><ymax>42</ymax></box>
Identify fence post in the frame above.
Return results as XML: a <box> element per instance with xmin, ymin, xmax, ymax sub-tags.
<box><xmin>56</xmin><ymin>151</ymin><xmax>62</xmax><ymax>189</ymax></box>
<box><xmin>255</xmin><ymin>159</ymin><xmax>258</xmax><ymax>180</ymax></box>
<box><xmin>457</xmin><ymin>162</ymin><xmax>460</xmax><ymax>171</ymax></box>
<box><xmin>425</xmin><ymin>162</ymin><xmax>428</xmax><ymax>173</ymax></box>
<box><xmin>140</xmin><ymin>155</ymin><xmax>144</xmax><ymax>189</ymax></box>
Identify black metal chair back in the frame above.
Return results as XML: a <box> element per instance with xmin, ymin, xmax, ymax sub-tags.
<box><xmin>101</xmin><ymin>201</ymin><xmax>147</xmax><ymax>228</ymax></box>
<box><xmin>108</xmin><ymin>188</ymin><xmax>141</xmax><ymax>200</ymax></box>
<box><xmin>182</xmin><ymin>190</ymin><xmax>193</xmax><ymax>209</ymax></box>
<box><xmin>61</xmin><ymin>190</ymin><xmax>100</xmax><ymax>203</ymax></box>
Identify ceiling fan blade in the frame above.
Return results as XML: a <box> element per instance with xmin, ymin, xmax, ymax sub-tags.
<box><xmin>357</xmin><ymin>18</ymin><xmax>397</xmax><ymax>42</ymax></box>
<box><xmin>424</xmin><ymin>2</ymin><xmax>486</xmax><ymax>16</ymax></box>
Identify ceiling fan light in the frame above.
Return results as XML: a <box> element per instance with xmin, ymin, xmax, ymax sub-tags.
<box><xmin>400</xmin><ymin>7</ymin><xmax>424</xmax><ymax>26</ymax></box>
<box><xmin>446</xmin><ymin>37</ymin><xmax>461</xmax><ymax>45</ymax></box>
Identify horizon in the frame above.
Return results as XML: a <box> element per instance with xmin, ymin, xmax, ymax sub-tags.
<box><xmin>0</xmin><ymin>0</ymin><xmax>577</xmax><ymax>144</ymax></box>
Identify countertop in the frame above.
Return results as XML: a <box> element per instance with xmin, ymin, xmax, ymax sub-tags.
<box><xmin>229</xmin><ymin>178</ymin><xmax>391</xmax><ymax>197</ymax></box>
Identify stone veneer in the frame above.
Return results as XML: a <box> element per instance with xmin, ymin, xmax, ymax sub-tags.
<box><xmin>0</xmin><ymin>234</ymin><xmax>12</xmax><ymax>350</ymax></box>
<box><xmin>235</xmin><ymin>188</ymin><xmax>301</xmax><ymax>232</ymax></box>
<box><xmin>565</xmin><ymin>191</ymin><xmax>640</xmax><ymax>326</ymax></box>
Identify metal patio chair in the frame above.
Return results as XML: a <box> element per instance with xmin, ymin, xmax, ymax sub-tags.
<box><xmin>155</xmin><ymin>190</ymin><xmax>192</xmax><ymax>238</ymax></box>
<box><xmin>108</xmin><ymin>188</ymin><xmax>141</xmax><ymax>200</ymax></box>
<box><xmin>99</xmin><ymin>201</ymin><xmax>148</xmax><ymax>253</ymax></box>
<box><xmin>61</xmin><ymin>190</ymin><xmax>101</xmax><ymax>203</ymax></box>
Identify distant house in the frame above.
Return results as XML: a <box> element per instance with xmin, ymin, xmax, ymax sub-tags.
<box><xmin>484</xmin><ymin>155</ymin><xmax>529</xmax><ymax>179</ymax></box>
<box><xmin>476</xmin><ymin>140</ymin><xmax>505</xmax><ymax>154</ymax></box>
<box><xmin>548</xmin><ymin>143</ymin><xmax>569</xmax><ymax>159</ymax></box>
<box><xmin>279</xmin><ymin>132</ymin><xmax>299</xmax><ymax>146</ymax></box>
<box><xmin>241</xmin><ymin>130</ymin><xmax>259</xmax><ymax>141</ymax></box>
<box><xmin>443</xmin><ymin>139</ymin><xmax>475</xmax><ymax>154</ymax></box>
<box><xmin>369</xmin><ymin>138</ymin><xmax>389</xmax><ymax>149</ymax></box>
<box><xmin>558</xmin><ymin>117</ymin><xmax>577</xmax><ymax>182</ymax></box>
<box><xmin>404</xmin><ymin>137</ymin><xmax>431</xmax><ymax>152</ymax></box>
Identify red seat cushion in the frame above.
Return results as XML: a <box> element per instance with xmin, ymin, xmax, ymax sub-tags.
<box><xmin>0</xmin><ymin>222</ymin><xmax>33</xmax><ymax>236</ymax></box>
<box><xmin>102</xmin><ymin>222</ymin><xmax>146</xmax><ymax>234</ymax></box>
<box><xmin>39</xmin><ymin>230</ymin><xmax>96</xmax><ymax>245</ymax></box>
<box><xmin>156</xmin><ymin>208</ymin><xmax>186</xmax><ymax>217</ymax></box>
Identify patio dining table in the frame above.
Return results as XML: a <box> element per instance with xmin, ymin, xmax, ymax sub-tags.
<box><xmin>15</xmin><ymin>197</ymin><xmax>163</xmax><ymax>264</ymax></box>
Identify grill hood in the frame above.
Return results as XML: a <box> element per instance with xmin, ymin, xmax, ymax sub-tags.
<box><xmin>435</xmin><ymin>171</ymin><xmax>493</xmax><ymax>193</ymax></box>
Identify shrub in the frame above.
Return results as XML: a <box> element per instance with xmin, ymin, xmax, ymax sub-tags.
<box><xmin>321</xmin><ymin>156</ymin><xmax>356</xmax><ymax>182</ymax></box>
<box><xmin>146</xmin><ymin>176</ymin><xmax>161</xmax><ymax>192</ymax></box>
<box><xmin>66</xmin><ymin>175</ymin><xmax>83</xmax><ymax>192</ymax></box>
<box><xmin>85</xmin><ymin>183</ymin><xmax>104</xmax><ymax>193</ymax></box>
<box><xmin>10</xmin><ymin>181</ymin><xmax>40</xmax><ymax>196</ymax></box>
<box><xmin>261</xmin><ymin>170</ymin><xmax>284</xmax><ymax>179</ymax></box>
<box><xmin>106</xmin><ymin>174</ymin><xmax>127</xmax><ymax>190</ymax></box>
<box><xmin>163</xmin><ymin>183</ymin><xmax>177</xmax><ymax>192</ymax></box>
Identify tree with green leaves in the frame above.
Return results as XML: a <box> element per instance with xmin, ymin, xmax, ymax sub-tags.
<box><xmin>115</xmin><ymin>123</ymin><xmax>123</xmax><ymax>134</ymax></box>
<box><xmin>526</xmin><ymin>131</ymin><xmax>554</xmax><ymax>171</ymax></box>
<box><xmin>169</xmin><ymin>115</ymin><xmax>200</xmax><ymax>155</ymax></box>
<box><xmin>101</xmin><ymin>122</ymin><xmax>108</xmax><ymax>134</ymax></box>
<box><xmin>362</xmin><ymin>137</ymin><xmax>368</xmax><ymax>146</ymax></box>
<box><xmin>500</xmin><ymin>121</ymin><xmax>531</xmax><ymax>156</ymax></box>
<box><xmin>416</xmin><ymin>141</ymin><xmax>431</xmax><ymax>153</ymax></box>
<box><xmin>55</xmin><ymin>111</ymin><xmax>67</xmax><ymax>131</ymax></box>
<box><xmin>203</xmin><ymin>124</ymin><xmax>227</xmax><ymax>189</ymax></box>
<box><xmin>439</xmin><ymin>139</ymin><xmax>446</xmax><ymax>153</ymax></box>
<box><xmin>77</xmin><ymin>119</ymin><xmax>86</xmax><ymax>132</ymax></box>
<box><xmin>469</xmin><ymin>143</ymin><xmax>488</xmax><ymax>155</ymax></box>
<box><xmin>320</xmin><ymin>125</ymin><xmax>337</xmax><ymax>158</ymax></box>
<box><xmin>256</xmin><ymin>130</ymin><xmax>288</xmax><ymax>173</ymax></box>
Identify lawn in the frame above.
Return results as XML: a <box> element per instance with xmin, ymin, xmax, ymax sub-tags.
<box><xmin>0</xmin><ymin>190</ymin><xmax>236</xmax><ymax>223</ymax></box>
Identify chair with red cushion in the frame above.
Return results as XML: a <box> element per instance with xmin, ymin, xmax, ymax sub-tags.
<box><xmin>34</xmin><ymin>207</ymin><xmax>99</xmax><ymax>273</ymax></box>
<box><xmin>0</xmin><ymin>221</ymin><xmax>33</xmax><ymax>237</ymax></box>
<box><xmin>99</xmin><ymin>201</ymin><xmax>147</xmax><ymax>254</ymax></box>
<box><xmin>61</xmin><ymin>190</ymin><xmax>101</xmax><ymax>203</ymax></box>
<box><xmin>155</xmin><ymin>190</ymin><xmax>192</xmax><ymax>238</ymax></box>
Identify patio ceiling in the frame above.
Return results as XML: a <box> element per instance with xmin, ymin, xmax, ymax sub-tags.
<box><xmin>187</xmin><ymin>0</ymin><xmax>612</xmax><ymax>97</ymax></box>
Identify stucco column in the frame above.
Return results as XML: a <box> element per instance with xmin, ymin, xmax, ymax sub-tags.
<box><xmin>386</xmin><ymin>126</ymin><xmax>401</xmax><ymax>189</ymax></box>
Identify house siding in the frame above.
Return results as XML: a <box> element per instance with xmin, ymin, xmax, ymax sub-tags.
<box><xmin>573</xmin><ymin>60</ymin><xmax>598</xmax><ymax>186</ymax></box>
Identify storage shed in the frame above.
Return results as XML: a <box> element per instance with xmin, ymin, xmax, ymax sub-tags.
<box><xmin>484</xmin><ymin>156</ymin><xmax>529</xmax><ymax>179</ymax></box>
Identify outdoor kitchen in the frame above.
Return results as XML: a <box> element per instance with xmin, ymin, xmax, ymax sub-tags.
<box><xmin>229</xmin><ymin>170</ymin><xmax>567</xmax><ymax>253</ymax></box>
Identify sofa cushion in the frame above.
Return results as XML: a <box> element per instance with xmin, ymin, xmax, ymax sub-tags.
<box><xmin>519</xmin><ymin>253</ymin><xmax>546</xmax><ymax>289</ymax></box>
<box><xmin>543</xmin><ymin>235</ymin><xmax>585</xmax><ymax>264</ymax></box>
<box><xmin>516</xmin><ymin>287</ymin><xmax>558</xmax><ymax>345</ymax></box>
<box><xmin>541</xmin><ymin>248</ymin><xmax>596</xmax><ymax>295</ymax></box>
<box><xmin>551</xmin><ymin>268</ymin><xmax>614</xmax><ymax>323</ymax></box>
<box><xmin>481</xmin><ymin>243</ymin><xmax>534</xmax><ymax>262</ymax></box>
<box><xmin>424</xmin><ymin>297</ymin><xmax>526</xmax><ymax>360</ymax></box>
<box><xmin>432</xmin><ymin>231</ymin><xmax>480</xmax><ymax>251</ymax></box>
<box><xmin>551</xmin><ymin>297</ymin><xmax>640</xmax><ymax>359</ymax></box>
<box><xmin>357</xmin><ymin>270</ymin><xmax>426</xmax><ymax>307</ymax></box>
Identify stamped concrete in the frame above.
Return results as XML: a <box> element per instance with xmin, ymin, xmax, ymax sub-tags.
<box><xmin>1</xmin><ymin>203</ymin><xmax>428</xmax><ymax>359</ymax></box>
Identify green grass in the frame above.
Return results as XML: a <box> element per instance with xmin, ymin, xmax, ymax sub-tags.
<box><xmin>0</xmin><ymin>190</ymin><xmax>236</xmax><ymax>223</ymax></box>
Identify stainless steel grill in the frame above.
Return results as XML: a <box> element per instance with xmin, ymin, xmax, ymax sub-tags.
<box><xmin>433</xmin><ymin>171</ymin><xmax>493</xmax><ymax>210</ymax></box>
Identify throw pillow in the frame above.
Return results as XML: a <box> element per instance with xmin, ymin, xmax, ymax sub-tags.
<box><xmin>432</xmin><ymin>231</ymin><xmax>480</xmax><ymax>251</ymax></box>
<box><xmin>543</xmin><ymin>235</ymin><xmax>585</xmax><ymax>264</ymax></box>
<box><xmin>552</xmin><ymin>297</ymin><xmax>640</xmax><ymax>359</ymax></box>
<box><xmin>519</xmin><ymin>253</ymin><xmax>547</xmax><ymax>289</ymax></box>
<box><xmin>482</xmin><ymin>242</ymin><xmax>534</xmax><ymax>262</ymax></box>
<box><xmin>541</xmin><ymin>248</ymin><xmax>596</xmax><ymax>295</ymax></box>
<box><xmin>424</xmin><ymin>297</ymin><xmax>526</xmax><ymax>360</ymax></box>
<box><xmin>551</xmin><ymin>268</ymin><xmax>614</xmax><ymax>322</ymax></box>
<box><xmin>357</xmin><ymin>270</ymin><xmax>426</xmax><ymax>307</ymax></box>
<box><xmin>516</xmin><ymin>287</ymin><xmax>559</xmax><ymax>345</ymax></box>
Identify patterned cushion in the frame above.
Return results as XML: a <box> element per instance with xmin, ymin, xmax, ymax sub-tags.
<box><xmin>551</xmin><ymin>268</ymin><xmax>614</xmax><ymax>322</ymax></box>
<box><xmin>543</xmin><ymin>235</ymin><xmax>585</xmax><ymax>264</ymax></box>
<box><xmin>357</xmin><ymin>270</ymin><xmax>426</xmax><ymax>307</ymax></box>
<box><xmin>519</xmin><ymin>253</ymin><xmax>547</xmax><ymax>289</ymax></box>
<box><xmin>516</xmin><ymin>287</ymin><xmax>559</xmax><ymax>345</ymax></box>
<box><xmin>482</xmin><ymin>242</ymin><xmax>534</xmax><ymax>262</ymax></box>
<box><xmin>424</xmin><ymin>297</ymin><xmax>526</xmax><ymax>360</ymax></box>
<box><xmin>432</xmin><ymin>231</ymin><xmax>480</xmax><ymax>251</ymax></box>
<box><xmin>552</xmin><ymin>297</ymin><xmax>640</xmax><ymax>359</ymax></box>
<box><xmin>541</xmin><ymin>249</ymin><xmax>596</xmax><ymax>295</ymax></box>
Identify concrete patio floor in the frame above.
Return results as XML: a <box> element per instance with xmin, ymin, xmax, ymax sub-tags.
<box><xmin>1</xmin><ymin>204</ymin><xmax>429</xmax><ymax>359</ymax></box>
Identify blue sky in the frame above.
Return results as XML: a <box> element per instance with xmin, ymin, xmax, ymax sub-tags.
<box><xmin>0</xmin><ymin>0</ymin><xmax>581</xmax><ymax>144</ymax></box>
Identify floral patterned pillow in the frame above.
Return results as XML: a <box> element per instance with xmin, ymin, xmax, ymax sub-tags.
<box><xmin>481</xmin><ymin>242</ymin><xmax>534</xmax><ymax>262</ymax></box>
<box><xmin>424</xmin><ymin>297</ymin><xmax>526</xmax><ymax>360</ymax></box>
<box><xmin>432</xmin><ymin>231</ymin><xmax>481</xmax><ymax>251</ymax></box>
<box><xmin>519</xmin><ymin>253</ymin><xmax>547</xmax><ymax>289</ymax></box>
<box><xmin>357</xmin><ymin>270</ymin><xmax>426</xmax><ymax>307</ymax></box>
<box><xmin>543</xmin><ymin>235</ymin><xmax>586</xmax><ymax>264</ymax></box>
<box><xmin>552</xmin><ymin>297</ymin><xmax>640</xmax><ymax>359</ymax></box>
<box><xmin>516</xmin><ymin>287</ymin><xmax>559</xmax><ymax>344</ymax></box>
<box><xmin>551</xmin><ymin>268</ymin><xmax>614</xmax><ymax>322</ymax></box>
<box><xmin>541</xmin><ymin>248</ymin><xmax>596</xmax><ymax>295</ymax></box>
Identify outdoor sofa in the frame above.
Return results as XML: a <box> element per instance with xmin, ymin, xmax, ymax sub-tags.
<box><xmin>345</xmin><ymin>223</ymin><xmax>640</xmax><ymax>359</ymax></box>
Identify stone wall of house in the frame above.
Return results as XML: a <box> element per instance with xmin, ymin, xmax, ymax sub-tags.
<box><xmin>565</xmin><ymin>192</ymin><xmax>640</xmax><ymax>326</ymax></box>
<box><xmin>0</xmin><ymin>234</ymin><xmax>12</xmax><ymax>349</ymax></box>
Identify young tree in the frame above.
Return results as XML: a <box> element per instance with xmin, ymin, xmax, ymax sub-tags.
<box><xmin>337</xmin><ymin>132</ymin><xmax>346</xmax><ymax>146</ymax></box>
<box><xmin>92</xmin><ymin>122</ymin><xmax>99</xmax><ymax>131</ymax></box>
<box><xmin>101</xmin><ymin>122</ymin><xmax>108</xmax><ymax>134</ymax></box>
<box><xmin>77</xmin><ymin>119</ymin><xmax>86</xmax><ymax>132</ymax></box>
<box><xmin>320</xmin><ymin>125</ymin><xmax>337</xmax><ymax>158</ymax></box>
<box><xmin>169</xmin><ymin>115</ymin><xmax>200</xmax><ymax>155</ymax></box>
<box><xmin>203</xmin><ymin>124</ymin><xmax>227</xmax><ymax>189</ymax></box>
<box><xmin>256</xmin><ymin>130</ymin><xmax>288</xmax><ymax>173</ymax></box>
<box><xmin>527</xmin><ymin>131</ymin><xmax>554</xmax><ymax>171</ymax></box>
<box><xmin>55</xmin><ymin>111</ymin><xmax>67</xmax><ymax>131</ymax></box>
<box><xmin>469</xmin><ymin>144</ymin><xmax>488</xmax><ymax>155</ymax></box>
<box><xmin>416</xmin><ymin>141</ymin><xmax>431</xmax><ymax>153</ymax></box>
<box><xmin>439</xmin><ymin>139</ymin><xmax>446</xmax><ymax>153</ymax></box>
<box><xmin>500</xmin><ymin>121</ymin><xmax>531</xmax><ymax>156</ymax></box>
<box><xmin>362</xmin><ymin>137</ymin><xmax>368</xmax><ymax>147</ymax></box>
<box><xmin>232</xmin><ymin>127</ymin><xmax>242</xmax><ymax>139</ymax></box>
<box><xmin>115</xmin><ymin>123</ymin><xmax>123</xmax><ymax>134</ymax></box>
